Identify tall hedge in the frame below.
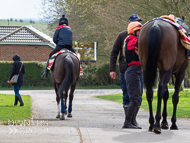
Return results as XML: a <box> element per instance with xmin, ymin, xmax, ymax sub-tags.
<box><xmin>0</xmin><ymin>62</ymin><xmax>52</xmax><ymax>87</ymax></box>
<box><xmin>0</xmin><ymin>62</ymin><xmax>120</xmax><ymax>87</ymax></box>
<box><xmin>77</xmin><ymin>62</ymin><xmax>120</xmax><ymax>86</ymax></box>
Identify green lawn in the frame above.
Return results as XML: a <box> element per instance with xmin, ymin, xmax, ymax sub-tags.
<box><xmin>0</xmin><ymin>94</ymin><xmax>32</xmax><ymax>124</ymax></box>
<box><xmin>95</xmin><ymin>90</ymin><xmax>190</xmax><ymax>118</ymax></box>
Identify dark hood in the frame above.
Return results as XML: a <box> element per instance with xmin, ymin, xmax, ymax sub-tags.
<box><xmin>12</xmin><ymin>55</ymin><xmax>20</xmax><ymax>61</ymax></box>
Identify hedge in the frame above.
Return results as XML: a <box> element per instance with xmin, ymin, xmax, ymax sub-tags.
<box><xmin>0</xmin><ymin>62</ymin><xmax>120</xmax><ymax>87</ymax></box>
<box><xmin>77</xmin><ymin>62</ymin><xmax>120</xmax><ymax>86</ymax></box>
<box><xmin>0</xmin><ymin>62</ymin><xmax>52</xmax><ymax>87</ymax></box>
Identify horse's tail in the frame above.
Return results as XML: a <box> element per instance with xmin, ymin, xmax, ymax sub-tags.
<box><xmin>144</xmin><ymin>22</ymin><xmax>161</xmax><ymax>90</ymax></box>
<box><xmin>58</xmin><ymin>55</ymin><xmax>73</xmax><ymax>95</ymax></box>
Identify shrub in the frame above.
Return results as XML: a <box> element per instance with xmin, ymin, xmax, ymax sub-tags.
<box><xmin>0</xmin><ymin>61</ymin><xmax>120</xmax><ymax>87</ymax></box>
<box><xmin>0</xmin><ymin>62</ymin><xmax>52</xmax><ymax>87</ymax></box>
<box><xmin>77</xmin><ymin>62</ymin><xmax>120</xmax><ymax>86</ymax></box>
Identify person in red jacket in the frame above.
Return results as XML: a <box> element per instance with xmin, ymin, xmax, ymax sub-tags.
<box><xmin>122</xmin><ymin>21</ymin><xmax>142</xmax><ymax>129</ymax></box>
<box><xmin>109</xmin><ymin>14</ymin><xmax>142</xmax><ymax>128</ymax></box>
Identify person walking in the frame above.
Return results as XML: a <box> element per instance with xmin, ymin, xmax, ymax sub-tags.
<box><xmin>122</xmin><ymin>21</ymin><xmax>142</xmax><ymax>129</ymax></box>
<box><xmin>8</xmin><ymin>55</ymin><xmax>25</xmax><ymax>106</ymax></box>
<box><xmin>109</xmin><ymin>14</ymin><xmax>142</xmax><ymax>128</ymax></box>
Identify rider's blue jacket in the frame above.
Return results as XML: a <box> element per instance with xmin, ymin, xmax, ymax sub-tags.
<box><xmin>53</xmin><ymin>25</ymin><xmax>72</xmax><ymax>47</ymax></box>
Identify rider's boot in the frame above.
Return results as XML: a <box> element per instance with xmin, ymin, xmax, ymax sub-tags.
<box><xmin>122</xmin><ymin>102</ymin><xmax>139</xmax><ymax>129</ymax></box>
<box><xmin>42</xmin><ymin>58</ymin><xmax>50</xmax><ymax>78</ymax></box>
<box><xmin>131</xmin><ymin>106</ymin><xmax>142</xmax><ymax>129</ymax></box>
<box><xmin>123</xmin><ymin>104</ymin><xmax>129</xmax><ymax>117</ymax></box>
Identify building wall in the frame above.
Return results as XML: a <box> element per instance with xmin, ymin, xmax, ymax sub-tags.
<box><xmin>0</xmin><ymin>44</ymin><xmax>53</xmax><ymax>61</ymax></box>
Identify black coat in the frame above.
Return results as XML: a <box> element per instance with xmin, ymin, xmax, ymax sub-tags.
<box><xmin>109</xmin><ymin>30</ymin><xmax>128</xmax><ymax>73</ymax></box>
<box><xmin>9</xmin><ymin>55</ymin><xmax>25</xmax><ymax>86</ymax></box>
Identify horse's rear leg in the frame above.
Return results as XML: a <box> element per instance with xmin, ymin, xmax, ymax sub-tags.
<box><xmin>154</xmin><ymin>70</ymin><xmax>171</xmax><ymax>134</ymax></box>
<box><xmin>161</xmin><ymin>86</ymin><xmax>169</xmax><ymax>129</ymax></box>
<box><xmin>53</xmin><ymin>82</ymin><xmax>61</xmax><ymax>118</ymax></box>
<box><xmin>171</xmin><ymin>70</ymin><xmax>186</xmax><ymax>130</ymax></box>
<box><xmin>58</xmin><ymin>90</ymin><xmax>66</xmax><ymax>120</ymax></box>
<box><xmin>67</xmin><ymin>82</ymin><xmax>76</xmax><ymax>118</ymax></box>
<box><xmin>64</xmin><ymin>90</ymin><xmax>68</xmax><ymax>115</ymax></box>
<box><xmin>146</xmin><ymin>89</ymin><xmax>154</xmax><ymax>131</ymax></box>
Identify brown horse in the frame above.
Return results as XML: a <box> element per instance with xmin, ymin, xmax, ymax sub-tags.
<box><xmin>51</xmin><ymin>51</ymin><xmax>80</xmax><ymax>120</ymax></box>
<box><xmin>138</xmin><ymin>20</ymin><xmax>189</xmax><ymax>134</ymax></box>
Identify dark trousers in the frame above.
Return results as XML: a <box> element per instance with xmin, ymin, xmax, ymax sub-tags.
<box><xmin>125</xmin><ymin>65</ymin><xmax>142</xmax><ymax>106</ymax></box>
<box><xmin>119</xmin><ymin>72</ymin><xmax>130</xmax><ymax>105</ymax></box>
<box><xmin>49</xmin><ymin>45</ymin><xmax>75</xmax><ymax>58</ymax></box>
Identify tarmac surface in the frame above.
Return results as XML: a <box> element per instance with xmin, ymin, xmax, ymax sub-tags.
<box><xmin>0</xmin><ymin>89</ymin><xmax>190</xmax><ymax>143</ymax></box>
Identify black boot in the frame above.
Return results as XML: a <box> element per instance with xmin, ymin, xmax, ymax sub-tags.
<box><xmin>14</xmin><ymin>96</ymin><xmax>18</xmax><ymax>106</ymax></box>
<box><xmin>122</xmin><ymin>102</ymin><xmax>139</xmax><ymax>129</ymax></box>
<box><xmin>42</xmin><ymin>58</ymin><xmax>50</xmax><ymax>78</ymax></box>
<box><xmin>123</xmin><ymin>104</ymin><xmax>128</xmax><ymax>117</ymax></box>
<box><xmin>17</xmin><ymin>95</ymin><xmax>24</xmax><ymax>106</ymax></box>
<box><xmin>131</xmin><ymin>106</ymin><xmax>142</xmax><ymax>129</ymax></box>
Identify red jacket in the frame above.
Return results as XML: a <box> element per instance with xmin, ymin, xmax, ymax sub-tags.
<box><xmin>124</xmin><ymin>35</ymin><xmax>141</xmax><ymax>68</ymax></box>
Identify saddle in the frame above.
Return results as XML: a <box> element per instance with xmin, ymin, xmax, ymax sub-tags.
<box><xmin>47</xmin><ymin>49</ymin><xmax>78</xmax><ymax>70</ymax></box>
<box><xmin>143</xmin><ymin>17</ymin><xmax>190</xmax><ymax>51</ymax></box>
<box><xmin>47</xmin><ymin>49</ymin><xmax>83</xmax><ymax>76</ymax></box>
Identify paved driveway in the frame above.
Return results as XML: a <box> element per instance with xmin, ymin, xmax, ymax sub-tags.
<box><xmin>0</xmin><ymin>89</ymin><xmax>190</xmax><ymax>143</ymax></box>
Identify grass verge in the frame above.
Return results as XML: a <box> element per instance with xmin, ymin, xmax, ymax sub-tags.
<box><xmin>95</xmin><ymin>90</ymin><xmax>190</xmax><ymax>118</ymax></box>
<box><xmin>0</xmin><ymin>94</ymin><xmax>32</xmax><ymax>124</ymax></box>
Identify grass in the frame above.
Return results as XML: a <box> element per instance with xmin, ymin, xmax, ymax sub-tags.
<box><xmin>0</xmin><ymin>94</ymin><xmax>32</xmax><ymax>124</ymax></box>
<box><xmin>0</xmin><ymin>19</ymin><xmax>51</xmax><ymax>36</ymax></box>
<box><xmin>95</xmin><ymin>90</ymin><xmax>190</xmax><ymax>118</ymax></box>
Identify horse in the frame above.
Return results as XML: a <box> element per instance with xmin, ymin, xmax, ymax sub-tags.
<box><xmin>50</xmin><ymin>51</ymin><xmax>80</xmax><ymax>120</ymax></box>
<box><xmin>138</xmin><ymin>19</ymin><xmax>189</xmax><ymax>134</ymax></box>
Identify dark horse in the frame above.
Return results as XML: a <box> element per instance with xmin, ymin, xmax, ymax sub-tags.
<box><xmin>51</xmin><ymin>50</ymin><xmax>80</xmax><ymax>120</ymax></box>
<box><xmin>138</xmin><ymin>20</ymin><xmax>189</xmax><ymax>134</ymax></box>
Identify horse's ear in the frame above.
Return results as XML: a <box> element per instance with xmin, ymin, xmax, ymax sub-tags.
<box><xmin>182</xmin><ymin>16</ymin><xmax>185</xmax><ymax>21</ymax></box>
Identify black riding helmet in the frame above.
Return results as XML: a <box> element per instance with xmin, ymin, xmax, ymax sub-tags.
<box><xmin>59</xmin><ymin>14</ymin><xmax>68</xmax><ymax>26</ymax></box>
<box><xmin>12</xmin><ymin>55</ymin><xmax>20</xmax><ymax>61</ymax></box>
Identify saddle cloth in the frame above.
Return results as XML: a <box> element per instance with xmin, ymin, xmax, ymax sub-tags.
<box><xmin>143</xmin><ymin>17</ymin><xmax>190</xmax><ymax>51</ymax></box>
<box><xmin>47</xmin><ymin>49</ymin><xmax>83</xmax><ymax>76</ymax></box>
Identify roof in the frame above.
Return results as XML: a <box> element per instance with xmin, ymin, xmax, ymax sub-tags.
<box><xmin>0</xmin><ymin>25</ymin><xmax>55</xmax><ymax>48</ymax></box>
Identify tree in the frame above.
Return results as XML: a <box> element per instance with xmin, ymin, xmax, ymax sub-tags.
<box><xmin>40</xmin><ymin>0</ymin><xmax>190</xmax><ymax>62</ymax></box>
<box><xmin>10</xmin><ymin>18</ymin><xmax>13</xmax><ymax>22</ymax></box>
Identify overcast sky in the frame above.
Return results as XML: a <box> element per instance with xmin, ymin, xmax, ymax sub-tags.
<box><xmin>0</xmin><ymin>0</ymin><xmax>42</xmax><ymax>20</ymax></box>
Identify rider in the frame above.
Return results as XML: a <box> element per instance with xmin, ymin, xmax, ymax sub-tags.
<box><xmin>42</xmin><ymin>14</ymin><xmax>76</xmax><ymax>77</ymax></box>
<box><xmin>122</xmin><ymin>21</ymin><xmax>143</xmax><ymax>129</ymax></box>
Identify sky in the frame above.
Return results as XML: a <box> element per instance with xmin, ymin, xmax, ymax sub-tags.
<box><xmin>0</xmin><ymin>0</ymin><xmax>42</xmax><ymax>20</ymax></box>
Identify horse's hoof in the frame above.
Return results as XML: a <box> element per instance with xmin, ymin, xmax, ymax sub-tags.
<box><xmin>161</xmin><ymin>123</ymin><xmax>169</xmax><ymax>129</ymax></box>
<box><xmin>148</xmin><ymin>128</ymin><xmax>153</xmax><ymax>132</ymax></box>
<box><xmin>170</xmin><ymin>124</ymin><xmax>178</xmax><ymax>130</ymax></box>
<box><xmin>153</xmin><ymin>127</ymin><xmax>161</xmax><ymax>134</ymax></box>
<box><xmin>67</xmin><ymin>113</ymin><xmax>72</xmax><ymax>118</ymax></box>
<box><xmin>56</xmin><ymin>115</ymin><xmax>60</xmax><ymax>118</ymax></box>
<box><xmin>60</xmin><ymin>115</ymin><xmax>65</xmax><ymax>120</ymax></box>
<box><xmin>148</xmin><ymin>125</ymin><xmax>153</xmax><ymax>132</ymax></box>
<box><xmin>65</xmin><ymin>109</ymin><xmax>67</xmax><ymax>115</ymax></box>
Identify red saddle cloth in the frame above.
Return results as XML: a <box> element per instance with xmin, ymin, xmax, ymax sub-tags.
<box><xmin>47</xmin><ymin>49</ymin><xmax>83</xmax><ymax>76</ymax></box>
